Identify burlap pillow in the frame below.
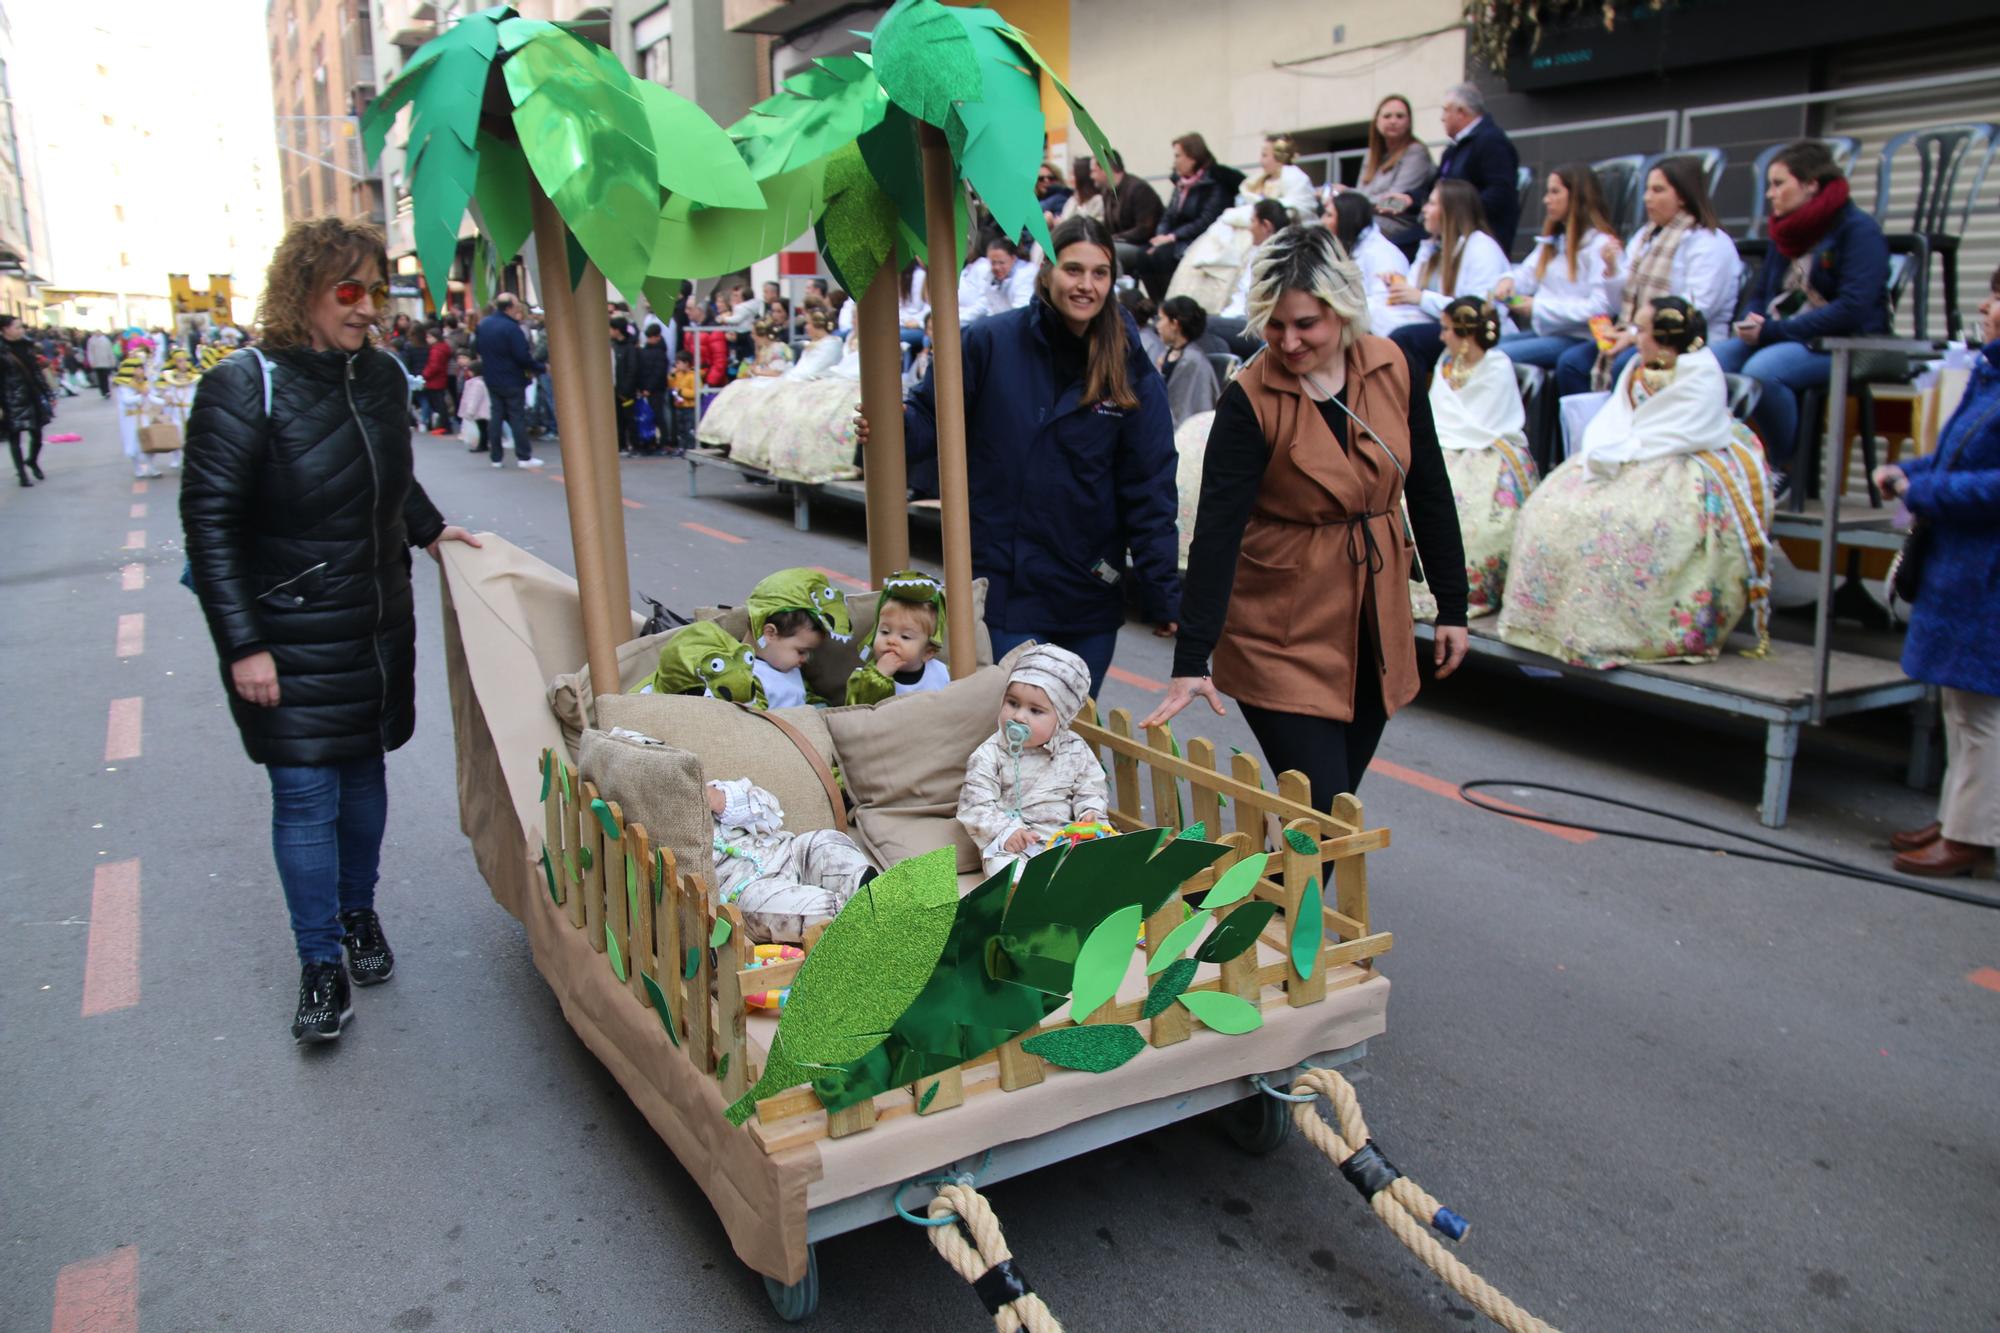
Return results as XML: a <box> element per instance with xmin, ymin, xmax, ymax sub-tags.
<box><xmin>577</xmin><ymin>728</ymin><xmax>710</xmax><ymax>893</ymax></box>
<box><xmin>823</xmin><ymin>641</ymin><xmax>1033</xmax><ymax>872</ymax></box>
<box><xmin>547</xmin><ymin>625</ymin><xmax>682</xmax><ymax>760</ymax></box>
<box><xmin>594</xmin><ymin>694</ymin><xmax>840</xmax><ymax>836</ymax></box>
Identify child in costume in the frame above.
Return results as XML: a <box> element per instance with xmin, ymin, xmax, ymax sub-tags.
<box><xmin>457</xmin><ymin>356</ymin><xmax>491</xmax><ymax>454</ymax></box>
<box><xmin>154</xmin><ymin>348</ymin><xmax>199</xmax><ymax>471</ymax></box>
<box><xmin>745</xmin><ymin>568</ymin><xmax>854</xmax><ymax>708</ymax></box>
<box><xmin>845</xmin><ymin>570</ymin><xmax>951</xmax><ymax>705</ymax></box>
<box><xmin>112</xmin><ymin>345</ymin><xmax>164</xmax><ymax>479</ymax></box>
<box><xmin>667</xmin><ymin>352</ymin><xmax>697</xmax><ymax>455</ymax></box>
<box><xmin>957</xmin><ymin>644</ymin><xmax>1110</xmax><ymax>879</ymax></box>
<box><xmin>632</xmin><ymin>621</ymin><xmax>764</xmax><ymax>705</ymax></box>
<box><xmin>705</xmin><ymin>776</ymin><xmax>876</xmax><ymax>944</ymax></box>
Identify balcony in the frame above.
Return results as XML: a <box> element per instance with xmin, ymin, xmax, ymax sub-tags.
<box><xmin>350</xmin><ymin>53</ymin><xmax>375</xmax><ymax>91</ymax></box>
<box><xmin>724</xmin><ymin>0</ymin><xmax>858</xmax><ymax>35</ymax></box>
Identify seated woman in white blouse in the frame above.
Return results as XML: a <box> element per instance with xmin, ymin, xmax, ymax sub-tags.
<box><xmin>1326</xmin><ymin>192</ymin><xmax>1419</xmax><ymax>337</ymax></box>
<box><xmin>1383</xmin><ymin>178</ymin><xmax>1511</xmax><ymax>376</ymax></box>
<box><xmin>1493</xmin><ymin>163</ymin><xmax>1620</xmax><ymax>373</ymax></box>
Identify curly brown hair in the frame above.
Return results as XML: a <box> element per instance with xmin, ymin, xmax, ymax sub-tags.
<box><xmin>255</xmin><ymin>217</ymin><xmax>391</xmax><ymax>351</ymax></box>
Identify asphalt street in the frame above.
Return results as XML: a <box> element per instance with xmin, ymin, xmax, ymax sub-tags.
<box><xmin>5</xmin><ymin>390</ymin><xmax>1998</xmax><ymax>1332</ymax></box>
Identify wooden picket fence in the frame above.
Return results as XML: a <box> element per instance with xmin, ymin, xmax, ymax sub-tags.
<box><xmin>537</xmin><ymin>705</ymin><xmax>1393</xmax><ymax>1156</ymax></box>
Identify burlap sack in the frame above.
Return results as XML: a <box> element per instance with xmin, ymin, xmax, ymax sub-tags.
<box><xmin>577</xmin><ymin>728</ymin><xmax>710</xmax><ymax>892</ymax></box>
<box><xmin>595</xmin><ymin>694</ymin><xmax>840</xmax><ymax>838</ymax></box>
<box><xmin>822</xmin><ymin>642</ymin><xmax>1032</xmax><ymax>872</ymax></box>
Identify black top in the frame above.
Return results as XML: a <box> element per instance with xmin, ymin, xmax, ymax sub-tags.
<box><xmin>1038</xmin><ymin>300</ymin><xmax>1088</xmax><ymax>390</ymax></box>
<box><xmin>1173</xmin><ymin>360</ymin><xmax>1469</xmax><ymax>678</ymax></box>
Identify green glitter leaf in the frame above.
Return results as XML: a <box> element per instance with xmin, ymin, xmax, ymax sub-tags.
<box><xmin>1291</xmin><ymin>876</ymin><xmax>1323</xmax><ymax>981</ymax></box>
<box><xmin>540</xmin><ymin>846</ymin><xmax>559</xmax><ymax>906</ymax></box>
<box><xmin>1284</xmin><ymin>828</ymin><xmax>1318</xmax><ymax>856</ymax></box>
<box><xmin>683</xmin><ymin>946</ymin><xmax>700</xmax><ymax>980</ymax></box>
<box><xmin>710</xmin><ymin>916</ymin><xmax>732</xmax><ymax>949</ymax></box>
<box><xmin>1067</xmin><ymin>903</ymin><xmax>1142</xmax><ymax>1021</ymax></box>
<box><xmin>605</xmin><ymin>923</ymin><xmax>627</xmax><ymax>981</ymax></box>
<box><xmin>716</xmin><ymin>1053</ymin><xmax>730</xmax><ymax>1082</ymax></box>
<box><xmin>815</xmin><ymin>141</ymin><xmax>900</xmax><ymax>301</ymax></box>
<box><xmin>590</xmin><ymin>798</ymin><xmax>620</xmax><ymax>841</ymax></box>
<box><xmin>1202</xmin><ymin>853</ymin><xmax>1268</xmax><ymax>910</ymax></box>
<box><xmin>1144</xmin><ymin>908</ymin><xmax>1211</xmax><ymax>974</ymax></box>
<box><xmin>1021</xmin><ymin>1023</ymin><xmax>1146</xmax><ymax>1073</ymax></box>
<box><xmin>1140</xmin><ymin>957</ymin><xmax>1197</xmax><ymax>1020</ymax></box>
<box><xmin>871</xmin><ymin>0</ymin><xmax>985</xmax><ymax>129</ymax></box>
<box><xmin>1177</xmin><ymin>820</ymin><xmax>1208</xmax><ymax>842</ymax></box>
<box><xmin>1195</xmin><ymin>900</ymin><xmax>1278</xmax><ymax>965</ymax></box>
<box><xmin>917</xmin><ymin>1080</ymin><xmax>940</xmax><ymax>1113</ymax></box>
<box><xmin>1176</xmin><ymin>989</ymin><xmax>1263</xmax><ymax>1035</ymax></box>
<box><xmin>641</xmin><ymin>971</ymin><xmax>681</xmax><ymax>1047</ymax></box>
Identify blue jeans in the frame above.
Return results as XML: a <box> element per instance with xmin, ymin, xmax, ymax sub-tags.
<box><xmin>1498</xmin><ymin>332</ymin><xmax>1587</xmax><ymax>370</ymax></box>
<box><xmin>1554</xmin><ymin>340</ymin><xmax>1637</xmax><ymax>398</ymax></box>
<box><xmin>489</xmin><ymin>384</ymin><xmax>534</xmax><ymax>462</ymax></box>
<box><xmin>987</xmin><ymin>626</ymin><xmax>1120</xmax><ymax>700</ymax></box>
<box><xmin>268</xmin><ymin>755</ymin><xmax>388</xmax><ymax>964</ymax></box>
<box><xmin>1708</xmin><ymin>337</ymin><xmax>1828</xmax><ymax>470</ymax></box>
<box><xmin>530</xmin><ymin>371</ymin><xmax>557</xmax><ymax>434</ymax></box>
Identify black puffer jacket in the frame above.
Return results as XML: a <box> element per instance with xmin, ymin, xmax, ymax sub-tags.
<box><xmin>181</xmin><ymin>345</ymin><xmax>446</xmax><ymax>766</ymax></box>
<box><xmin>1</xmin><ymin>337</ymin><xmax>45</xmax><ymax>426</ymax></box>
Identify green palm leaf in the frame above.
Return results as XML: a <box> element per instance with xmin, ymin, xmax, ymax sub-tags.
<box><xmin>998</xmin><ymin>21</ymin><xmax>1117</xmax><ymax>173</ymax></box>
<box><xmin>815</xmin><ymin>143</ymin><xmax>902</xmax><ymax>301</ymax></box>
<box><xmin>730</xmin><ymin>53</ymin><xmax>889</xmax><ymax>183</ymax></box>
<box><xmin>634</xmin><ymin>80</ymin><xmax>764</xmax><ymax>209</ymax></box>
<box><xmin>649</xmin><ymin>159</ymin><xmax>828</xmax><ymax>284</ymax></box>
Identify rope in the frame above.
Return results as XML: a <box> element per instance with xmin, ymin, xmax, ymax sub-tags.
<box><xmin>1288</xmin><ymin>1068</ymin><xmax>1560</xmax><ymax>1333</ymax></box>
<box><xmin>925</xmin><ymin>1182</ymin><xmax>1065</xmax><ymax>1333</ymax></box>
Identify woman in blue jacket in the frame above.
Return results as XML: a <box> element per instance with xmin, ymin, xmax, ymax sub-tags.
<box><xmin>898</xmin><ymin>215</ymin><xmax>1181</xmax><ymax>694</ymax></box>
<box><xmin>1712</xmin><ymin>141</ymin><xmax>1890</xmax><ymax>487</ymax></box>
<box><xmin>1871</xmin><ymin>267</ymin><xmax>2000</xmax><ymax>878</ymax></box>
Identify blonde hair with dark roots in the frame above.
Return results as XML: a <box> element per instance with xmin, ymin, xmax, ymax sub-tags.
<box><xmin>1245</xmin><ymin>223</ymin><xmax>1369</xmax><ymax>350</ymax></box>
<box><xmin>255</xmin><ymin>217</ymin><xmax>390</xmax><ymax>351</ymax></box>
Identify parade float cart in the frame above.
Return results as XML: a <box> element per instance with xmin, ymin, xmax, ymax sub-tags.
<box><xmin>374</xmin><ymin>4</ymin><xmax>1393</xmax><ymax>1316</ymax></box>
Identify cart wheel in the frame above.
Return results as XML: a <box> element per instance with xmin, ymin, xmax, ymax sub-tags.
<box><xmin>763</xmin><ymin>1244</ymin><xmax>819</xmax><ymax>1322</ymax></box>
<box><xmin>1222</xmin><ymin>1091</ymin><xmax>1292</xmax><ymax>1155</ymax></box>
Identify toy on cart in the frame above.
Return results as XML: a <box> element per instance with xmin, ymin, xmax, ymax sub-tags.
<box><xmin>745</xmin><ymin>944</ymin><xmax>803</xmax><ymax>1010</ymax></box>
<box><xmin>1042</xmin><ymin>820</ymin><xmax>1116</xmax><ymax>852</ymax></box>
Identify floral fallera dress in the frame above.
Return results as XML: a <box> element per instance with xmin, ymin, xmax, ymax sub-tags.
<box><xmin>1497</xmin><ymin>375</ymin><xmax>1769</xmax><ymax>667</ymax></box>
<box><xmin>1444</xmin><ymin>445</ymin><xmax>1538</xmax><ymax>616</ymax></box>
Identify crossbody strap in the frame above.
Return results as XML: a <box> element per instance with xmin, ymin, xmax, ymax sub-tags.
<box><xmin>247</xmin><ymin>347</ymin><xmax>275</xmax><ymax>416</ymax></box>
<box><xmin>734</xmin><ymin>704</ymin><xmax>848</xmax><ymax>834</ymax></box>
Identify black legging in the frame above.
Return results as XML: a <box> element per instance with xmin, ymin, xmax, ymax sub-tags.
<box><xmin>8</xmin><ymin>423</ymin><xmax>43</xmax><ymax>481</ymax></box>
<box><xmin>1237</xmin><ymin>623</ymin><xmax>1391</xmax><ymax>813</ymax></box>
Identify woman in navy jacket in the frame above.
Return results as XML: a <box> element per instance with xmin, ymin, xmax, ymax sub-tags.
<box><xmin>1712</xmin><ymin>140</ymin><xmax>1890</xmax><ymax>483</ymax></box>
<box><xmin>898</xmin><ymin>215</ymin><xmax>1181</xmax><ymax>694</ymax></box>
<box><xmin>1870</xmin><ymin>267</ymin><xmax>2000</xmax><ymax>878</ymax></box>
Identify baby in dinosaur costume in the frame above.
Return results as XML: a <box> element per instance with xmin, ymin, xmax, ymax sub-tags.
<box><xmin>744</xmin><ymin>568</ymin><xmax>853</xmax><ymax>709</ymax></box>
<box><xmin>844</xmin><ymin>570</ymin><xmax>951</xmax><ymax>706</ymax></box>
<box><xmin>632</xmin><ymin>622</ymin><xmax>764</xmax><ymax>705</ymax></box>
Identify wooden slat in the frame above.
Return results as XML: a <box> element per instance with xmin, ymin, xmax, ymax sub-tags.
<box><xmin>581</xmin><ymin>781</ymin><xmax>608</xmax><ymax>953</ymax></box>
<box><xmin>1146</xmin><ymin>723</ymin><xmax>1183</xmax><ymax>834</ymax></box>
<box><xmin>1332</xmin><ymin>792</ymin><xmax>1371</xmax><ymax>945</ymax></box>
<box><xmin>1229</xmin><ymin>751</ymin><xmax>1265</xmax><ymax>844</ymax></box>
<box><xmin>605</xmin><ymin>799</ymin><xmax>631</xmax><ymax>975</ymax></box>
<box><xmin>1106</xmin><ymin>708</ymin><xmax>1143</xmax><ymax>829</ymax></box>
<box><xmin>995</xmin><ymin>1025</ymin><xmax>1045</xmax><ymax>1090</ymax></box>
<box><xmin>715</xmin><ymin>904</ymin><xmax>749</xmax><ymax>1101</ymax></box>
<box><xmin>541</xmin><ymin>751</ymin><xmax>565</xmax><ymax>907</ymax></box>
<box><xmin>1214</xmin><ymin>833</ymin><xmax>1261</xmax><ymax>1003</ymax></box>
<box><xmin>565</xmin><ymin>766</ymin><xmax>586</xmax><ymax>929</ymax></box>
<box><xmin>655</xmin><ymin>847</ymin><xmax>681</xmax><ymax>1038</ymax></box>
<box><xmin>1076</xmin><ymin>718</ymin><xmax>1359</xmax><ymax>837</ymax></box>
<box><xmin>1279</xmin><ymin>813</ymin><xmax>1328</xmax><ymax>1008</ymax></box>
<box><xmin>1145</xmin><ymin>734</ymin><xmax>1192</xmax><ymax>1046</ymax></box>
<box><xmin>627</xmin><ymin>824</ymin><xmax>654</xmax><ymax>1005</ymax></box>
<box><xmin>1185</xmin><ymin>737</ymin><xmax>1224</xmax><ymax>838</ymax></box>
<box><xmin>680</xmin><ymin>870</ymin><xmax>712</xmax><ymax>1072</ymax></box>
<box><xmin>916</xmin><ymin>1068</ymin><xmax>964</xmax><ymax>1116</ymax></box>
<box><xmin>826</xmin><ymin>1099</ymin><xmax>877</xmax><ymax>1138</ymax></box>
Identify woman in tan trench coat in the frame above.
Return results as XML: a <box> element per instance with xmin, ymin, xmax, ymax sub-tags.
<box><xmin>1143</xmin><ymin>224</ymin><xmax>1470</xmax><ymax>809</ymax></box>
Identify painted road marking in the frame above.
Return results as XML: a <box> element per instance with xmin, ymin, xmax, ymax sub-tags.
<box><xmin>123</xmin><ymin>530</ymin><xmax>145</xmax><ymax>551</ymax></box>
<box><xmin>104</xmin><ymin>699</ymin><xmax>142</xmax><ymax>762</ymax></box>
<box><xmin>810</xmin><ymin>566</ymin><xmax>871</xmax><ymax>591</ymax></box>
<box><xmin>1969</xmin><ymin>967</ymin><xmax>2000</xmax><ymax>993</ymax></box>
<box><xmin>1107</xmin><ymin>666</ymin><xmax>1165</xmax><ymax>692</ymax></box>
<box><xmin>683</xmin><ymin>521</ymin><xmax>747</xmax><ymax>545</ymax></box>
<box><xmin>1371</xmin><ymin>760</ymin><xmax>1597</xmax><ymax>844</ymax></box>
<box><xmin>82</xmin><ymin>860</ymin><xmax>140</xmax><ymax>1017</ymax></box>
<box><xmin>129</xmin><ymin>502</ymin><xmax>146</xmax><ymax>519</ymax></box>
<box><xmin>623</xmin><ymin>496</ymin><xmax>645</xmax><ymax>509</ymax></box>
<box><xmin>120</xmin><ymin>563</ymin><xmax>144</xmax><ymax>592</ymax></box>
<box><xmin>130</xmin><ymin>480</ymin><xmax>148</xmax><ymax>496</ymax></box>
<box><xmin>50</xmin><ymin>1246</ymin><xmax>138</xmax><ymax>1333</ymax></box>
<box><xmin>115</xmin><ymin>614</ymin><xmax>144</xmax><ymax>658</ymax></box>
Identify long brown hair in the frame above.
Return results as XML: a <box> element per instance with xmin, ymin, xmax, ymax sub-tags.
<box><xmin>255</xmin><ymin>217</ymin><xmax>390</xmax><ymax>351</ymax></box>
<box><xmin>1360</xmin><ymin>95</ymin><xmax>1415</xmax><ymax>185</ymax></box>
<box><xmin>1172</xmin><ymin>132</ymin><xmax>1215</xmax><ymax>175</ymax></box>
<box><xmin>1650</xmin><ymin>157</ymin><xmax>1721</xmax><ymax>231</ymax></box>
<box><xmin>1536</xmin><ymin>163</ymin><xmax>1616</xmax><ymax>283</ymax></box>
<box><xmin>1416</xmin><ymin>179</ymin><xmax>1490</xmax><ymax>295</ymax></box>
<box><xmin>1038</xmin><ymin>216</ymin><xmax>1136</xmax><ymax>409</ymax></box>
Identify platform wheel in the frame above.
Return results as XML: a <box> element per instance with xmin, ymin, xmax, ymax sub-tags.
<box><xmin>1221</xmin><ymin>1090</ymin><xmax>1292</xmax><ymax>1155</ymax></box>
<box><xmin>763</xmin><ymin>1243</ymin><xmax>819</xmax><ymax>1322</ymax></box>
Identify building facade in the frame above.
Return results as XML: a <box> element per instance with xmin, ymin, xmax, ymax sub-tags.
<box><xmin>0</xmin><ymin>0</ymin><xmax>50</xmax><ymax>321</ymax></box>
<box><xmin>267</xmin><ymin>0</ymin><xmax>386</xmax><ymax>229</ymax></box>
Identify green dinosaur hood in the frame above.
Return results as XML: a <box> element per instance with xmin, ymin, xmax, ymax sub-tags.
<box><xmin>637</xmin><ymin>622</ymin><xmax>764</xmax><ymax>705</ymax></box>
<box><xmin>746</xmin><ymin>567</ymin><xmax>854</xmax><ymax>645</ymax></box>
<box><xmin>875</xmin><ymin>569</ymin><xmax>947</xmax><ymax>651</ymax></box>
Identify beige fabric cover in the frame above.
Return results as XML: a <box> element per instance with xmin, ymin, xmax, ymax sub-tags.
<box><xmin>577</xmin><ymin>728</ymin><xmax>711</xmax><ymax>893</ymax></box>
<box><xmin>596</xmin><ymin>694</ymin><xmax>840</xmax><ymax>840</ymax></box>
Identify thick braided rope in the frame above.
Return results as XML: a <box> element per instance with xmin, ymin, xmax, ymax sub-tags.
<box><xmin>1291</xmin><ymin>1069</ymin><xmax>1560</xmax><ymax>1333</ymax></box>
<box><xmin>926</xmin><ymin>1182</ymin><xmax>1065</xmax><ymax>1333</ymax></box>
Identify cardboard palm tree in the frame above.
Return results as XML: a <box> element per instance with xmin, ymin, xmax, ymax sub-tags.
<box><xmin>365</xmin><ymin>0</ymin><xmax>1113</xmax><ymax>691</ymax></box>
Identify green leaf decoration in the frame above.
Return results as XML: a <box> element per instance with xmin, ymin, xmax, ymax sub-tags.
<box><xmin>1284</xmin><ymin>828</ymin><xmax>1318</xmax><ymax>856</ymax></box>
<box><xmin>495</xmin><ymin>12</ymin><xmax>558</xmax><ymax>52</ymax></box>
<box><xmin>871</xmin><ymin>0</ymin><xmax>987</xmax><ymax>130</ymax></box>
<box><xmin>538</xmin><ymin>750</ymin><xmax>552</xmax><ymax>802</ymax></box>
<box><xmin>649</xmin><ymin>158</ymin><xmax>828</xmax><ymax>283</ymax></box>
<box><xmin>716</xmin><ymin>1053</ymin><xmax>730</xmax><ymax>1082</ymax></box>
<box><xmin>1202</xmin><ymin>853</ymin><xmax>1269</xmax><ymax>910</ymax></box>
<box><xmin>1144</xmin><ymin>909</ymin><xmax>1211</xmax><ymax>974</ymax></box>
<box><xmin>633</xmin><ymin>79</ymin><xmax>763</xmax><ymax>209</ymax></box>
<box><xmin>562</xmin><ymin>850</ymin><xmax>579</xmax><ymax>883</ymax></box>
<box><xmin>503</xmin><ymin>28</ymin><xmax>660</xmax><ymax>298</ymax></box>
<box><xmin>1178</xmin><ymin>821</ymin><xmax>1208</xmax><ymax>842</ymax></box>
<box><xmin>576</xmin><ymin>844</ymin><xmax>593</xmax><ymax>874</ymax></box>
<box><xmin>1195</xmin><ymin>900</ymin><xmax>1278</xmax><ymax>965</ymax></box>
<box><xmin>710</xmin><ymin>916</ymin><xmax>732</xmax><ymax>949</ymax></box>
<box><xmin>728</xmin><ymin>52</ymin><xmax>887</xmax><ymax>183</ymax></box>
<box><xmin>641</xmin><ymin>971</ymin><xmax>680</xmax><ymax>1047</ymax></box>
<box><xmin>605</xmin><ymin>923</ymin><xmax>627</xmax><ymax>981</ymax></box>
<box><xmin>469</xmin><ymin>233</ymin><xmax>494</xmax><ymax>311</ymax></box>
<box><xmin>997</xmin><ymin>20</ymin><xmax>1118</xmax><ymax>173</ymax></box>
<box><xmin>1291</xmin><ymin>876</ymin><xmax>1323</xmax><ymax>981</ymax></box>
<box><xmin>625</xmin><ymin>855</ymin><xmax>640</xmax><ymax>926</ymax></box>
<box><xmin>683</xmin><ymin>946</ymin><xmax>700</xmax><ymax>980</ymax></box>
<box><xmin>1141</xmin><ymin>957</ymin><xmax>1198</xmax><ymax>1020</ymax></box>
<box><xmin>540</xmin><ymin>846</ymin><xmax>559</xmax><ymax>906</ymax></box>
<box><xmin>589</xmin><ymin>797</ymin><xmax>620</xmax><ymax>841</ymax></box>
<box><xmin>1022</xmin><ymin>1023</ymin><xmax>1146</xmax><ymax>1073</ymax></box>
<box><xmin>472</xmin><ymin>130</ymin><xmax>534</xmax><ymax>262</ymax></box>
<box><xmin>917</xmin><ymin>1080</ymin><xmax>940</xmax><ymax>1113</ymax></box>
<box><xmin>653</xmin><ymin>849</ymin><xmax>667</xmax><ymax>904</ymax></box>
<box><xmin>725</xmin><ymin>847</ymin><xmax>959</xmax><ymax>1126</ymax></box>
<box><xmin>1176</xmin><ymin>989</ymin><xmax>1264</xmax><ymax>1035</ymax></box>
<box><xmin>1067</xmin><ymin>904</ymin><xmax>1143</xmax><ymax>1021</ymax></box>
<box><xmin>816</xmin><ymin>142</ymin><xmax>901</xmax><ymax>301</ymax></box>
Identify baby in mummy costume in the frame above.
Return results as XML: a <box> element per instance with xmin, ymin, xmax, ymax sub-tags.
<box><xmin>704</xmin><ymin>778</ymin><xmax>876</xmax><ymax>945</ymax></box>
<box><xmin>957</xmin><ymin>645</ymin><xmax>1110</xmax><ymax>880</ymax></box>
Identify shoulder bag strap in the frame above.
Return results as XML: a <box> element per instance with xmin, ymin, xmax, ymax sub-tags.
<box><xmin>734</xmin><ymin>704</ymin><xmax>848</xmax><ymax>834</ymax></box>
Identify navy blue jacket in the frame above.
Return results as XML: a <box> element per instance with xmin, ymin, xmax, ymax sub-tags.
<box><xmin>904</xmin><ymin>303</ymin><xmax>1182</xmax><ymax>636</ymax></box>
<box><xmin>1899</xmin><ymin>340</ymin><xmax>2000</xmax><ymax>696</ymax></box>
<box><xmin>474</xmin><ymin>312</ymin><xmax>538</xmax><ymax>393</ymax></box>
<box><xmin>1414</xmin><ymin>117</ymin><xmax>1521</xmax><ymax>252</ymax></box>
<box><xmin>1742</xmin><ymin>202</ymin><xmax>1891</xmax><ymax>344</ymax></box>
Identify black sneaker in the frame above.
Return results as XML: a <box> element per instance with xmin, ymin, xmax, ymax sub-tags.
<box><xmin>338</xmin><ymin>908</ymin><xmax>396</xmax><ymax>986</ymax></box>
<box><xmin>292</xmin><ymin>960</ymin><xmax>353</xmax><ymax>1043</ymax></box>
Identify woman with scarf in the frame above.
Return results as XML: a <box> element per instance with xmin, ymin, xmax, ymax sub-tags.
<box><xmin>1166</xmin><ymin>135</ymin><xmax>1319</xmax><ymax>313</ymax></box>
<box><xmin>1553</xmin><ymin>158</ymin><xmax>1739</xmax><ymax>401</ymax></box>
<box><xmin>1499</xmin><ymin>296</ymin><xmax>1773</xmax><ymax>667</ymax></box>
<box><xmin>1126</xmin><ymin>133</ymin><xmax>1244</xmax><ymax>303</ymax></box>
<box><xmin>1711</xmin><ymin>141</ymin><xmax>1889</xmax><ymax>488</ymax></box>
<box><xmin>1430</xmin><ymin>297</ymin><xmax>1536</xmax><ymax>616</ymax></box>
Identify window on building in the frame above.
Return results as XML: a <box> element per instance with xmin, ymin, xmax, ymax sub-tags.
<box><xmin>634</xmin><ymin>5</ymin><xmax>673</xmax><ymax>86</ymax></box>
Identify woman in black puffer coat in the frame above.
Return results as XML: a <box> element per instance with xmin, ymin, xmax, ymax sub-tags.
<box><xmin>181</xmin><ymin>218</ymin><xmax>480</xmax><ymax>1045</ymax></box>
